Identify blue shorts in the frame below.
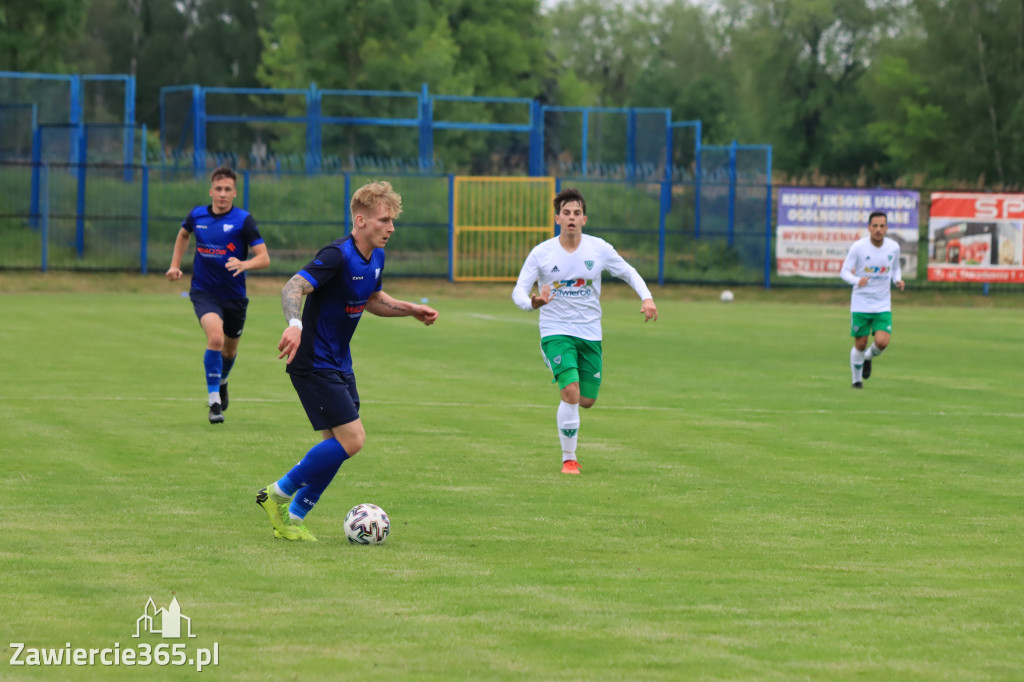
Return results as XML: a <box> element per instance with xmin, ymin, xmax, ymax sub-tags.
<box><xmin>190</xmin><ymin>291</ymin><xmax>248</xmax><ymax>338</ymax></box>
<box><xmin>289</xmin><ymin>370</ymin><xmax>361</xmax><ymax>431</ymax></box>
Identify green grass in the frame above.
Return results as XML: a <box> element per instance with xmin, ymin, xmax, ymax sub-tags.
<box><xmin>1</xmin><ymin>280</ymin><xmax>1022</xmax><ymax>681</ymax></box>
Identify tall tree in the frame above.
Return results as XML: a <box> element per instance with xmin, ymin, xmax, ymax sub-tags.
<box><xmin>0</xmin><ymin>0</ymin><xmax>85</xmax><ymax>72</ymax></box>
<box><xmin>716</xmin><ymin>0</ymin><xmax>894</xmax><ymax>177</ymax></box>
<box><xmin>868</xmin><ymin>0</ymin><xmax>1024</xmax><ymax>185</ymax></box>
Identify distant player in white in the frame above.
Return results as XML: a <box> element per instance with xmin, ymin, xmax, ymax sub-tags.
<box><xmin>839</xmin><ymin>211</ymin><xmax>904</xmax><ymax>388</ymax></box>
<box><xmin>512</xmin><ymin>187</ymin><xmax>658</xmax><ymax>474</ymax></box>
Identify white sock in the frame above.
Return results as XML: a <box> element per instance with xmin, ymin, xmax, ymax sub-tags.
<box><xmin>850</xmin><ymin>347</ymin><xmax>865</xmax><ymax>383</ymax></box>
<box><xmin>271</xmin><ymin>482</ymin><xmax>291</xmax><ymax>500</ymax></box>
<box><xmin>208</xmin><ymin>391</ymin><xmax>221</xmax><ymax>406</ymax></box>
<box><xmin>557</xmin><ymin>400</ymin><xmax>580</xmax><ymax>462</ymax></box>
<box><xmin>867</xmin><ymin>342</ymin><xmax>884</xmax><ymax>360</ymax></box>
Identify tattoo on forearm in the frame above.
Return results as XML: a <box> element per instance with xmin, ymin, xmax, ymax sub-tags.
<box><xmin>281</xmin><ymin>275</ymin><xmax>313</xmax><ymax>320</ymax></box>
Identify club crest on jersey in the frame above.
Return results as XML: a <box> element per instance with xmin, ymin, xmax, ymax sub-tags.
<box><xmin>553</xmin><ymin>355</ymin><xmax>562</xmax><ymax>365</ymax></box>
<box><xmin>584</xmin><ymin>260</ymin><xmax>594</xmax><ymax>270</ymax></box>
<box><xmin>223</xmin><ymin>224</ymin><xmax>233</xmax><ymax>232</ymax></box>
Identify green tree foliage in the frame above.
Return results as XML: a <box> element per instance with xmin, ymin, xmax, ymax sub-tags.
<box><xmin>868</xmin><ymin>0</ymin><xmax>1024</xmax><ymax>185</ymax></box>
<box><xmin>715</xmin><ymin>0</ymin><xmax>893</xmax><ymax>177</ymax></box>
<box><xmin>0</xmin><ymin>0</ymin><xmax>85</xmax><ymax>72</ymax></box>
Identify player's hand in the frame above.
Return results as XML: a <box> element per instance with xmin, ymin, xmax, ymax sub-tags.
<box><xmin>277</xmin><ymin>325</ymin><xmax>302</xmax><ymax>364</ymax></box>
<box><xmin>165</xmin><ymin>267</ymin><xmax>183</xmax><ymax>281</ymax></box>
<box><xmin>858</xmin><ymin>277</ymin><xmax>869</xmax><ymax>287</ymax></box>
<box><xmin>532</xmin><ymin>284</ymin><xmax>554</xmax><ymax>308</ymax></box>
<box><xmin>226</xmin><ymin>257</ymin><xmax>247</xmax><ymax>277</ymax></box>
<box><xmin>414</xmin><ymin>304</ymin><xmax>439</xmax><ymax>326</ymax></box>
<box><xmin>895</xmin><ymin>280</ymin><xmax>905</xmax><ymax>291</ymax></box>
<box><xmin>641</xmin><ymin>298</ymin><xmax>658</xmax><ymax>322</ymax></box>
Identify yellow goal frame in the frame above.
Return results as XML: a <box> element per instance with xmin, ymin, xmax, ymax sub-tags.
<box><xmin>452</xmin><ymin>176</ymin><xmax>556</xmax><ymax>282</ymax></box>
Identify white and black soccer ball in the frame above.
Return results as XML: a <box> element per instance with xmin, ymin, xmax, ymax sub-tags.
<box><xmin>344</xmin><ymin>503</ymin><xmax>391</xmax><ymax>545</ymax></box>
<box><xmin>720</xmin><ymin>289</ymin><xmax>734</xmax><ymax>303</ymax></box>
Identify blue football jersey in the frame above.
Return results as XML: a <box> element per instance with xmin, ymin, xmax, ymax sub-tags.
<box><xmin>182</xmin><ymin>205</ymin><xmax>264</xmax><ymax>300</ymax></box>
<box><xmin>287</xmin><ymin>236</ymin><xmax>385</xmax><ymax>374</ymax></box>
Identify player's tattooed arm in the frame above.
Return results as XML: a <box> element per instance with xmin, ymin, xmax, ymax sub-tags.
<box><xmin>281</xmin><ymin>274</ymin><xmax>314</xmax><ymax>320</ymax></box>
<box><xmin>366</xmin><ymin>291</ymin><xmax>411</xmax><ymax>316</ymax></box>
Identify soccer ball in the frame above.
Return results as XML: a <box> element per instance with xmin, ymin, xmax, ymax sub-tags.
<box><xmin>344</xmin><ymin>503</ymin><xmax>391</xmax><ymax>545</ymax></box>
<box><xmin>720</xmin><ymin>290</ymin><xmax>734</xmax><ymax>302</ymax></box>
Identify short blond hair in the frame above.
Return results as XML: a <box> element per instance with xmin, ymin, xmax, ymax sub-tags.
<box><xmin>351</xmin><ymin>180</ymin><xmax>402</xmax><ymax>219</ymax></box>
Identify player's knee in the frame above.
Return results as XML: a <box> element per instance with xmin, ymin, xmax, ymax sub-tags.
<box><xmin>854</xmin><ymin>339</ymin><xmax>869</xmax><ymax>351</ymax></box>
<box><xmin>337</xmin><ymin>432</ymin><xmax>365</xmax><ymax>456</ymax></box>
<box><xmin>580</xmin><ymin>397</ymin><xmax>597</xmax><ymax>409</ymax></box>
<box><xmin>560</xmin><ymin>383</ymin><xmax>581</xmax><ymax>404</ymax></box>
<box><xmin>206</xmin><ymin>334</ymin><xmax>225</xmax><ymax>350</ymax></box>
<box><xmin>875</xmin><ymin>338</ymin><xmax>890</xmax><ymax>350</ymax></box>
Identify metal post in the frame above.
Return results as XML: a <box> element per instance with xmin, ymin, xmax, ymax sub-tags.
<box><xmin>447</xmin><ymin>173</ymin><xmax>455</xmax><ymax>282</ymax></box>
<box><xmin>626</xmin><ymin>109</ymin><xmax>637</xmax><ymax>180</ymax></box>
<box><xmin>763</xmin><ymin>145</ymin><xmax>773</xmax><ymax>289</ymax></box>
<box><xmin>192</xmin><ymin>84</ymin><xmax>204</xmax><ymax>175</ymax></box>
<box><xmin>658</xmin><ymin>180</ymin><xmax>669</xmax><ymax>287</ymax></box>
<box><xmin>76</xmin><ymin>125</ymin><xmax>87</xmax><ymax>258</ymax></box>
<box><xmin>124</xmin><ymin>75</ymin><xmax>136</xmax><ymax>181</ymax></box>
<box><xmin>40</xmin><ymin>164</ymin><xmax>49</xmax><ymax>271</ymax></box>
<box><xmin>581</xmin><ymin>110</ymin><xmax>589</xmax><ymax>178</ymax></box>
<box><xmin>140</xmin><ymin>166</ymin><xmax>150</xmax><ymax>274</ymax></box>
<box><xmin>418</xmin><ymin>83</ymin><xmax>433</xmax><ymax>171</ymax></box>
<box><xmin>30</xmin><ymin>126</ymin><xmax>41</xmax><ymax>228</ymax></box>
<box><xmin>727</xmin><ymin>140</ymin><xmax>737</xmax><ymax>248</ymax></box>
<box><xmin>694</xmin><ymin>121</ymin><xmax>702</xmax><ymax>239</ymax></box>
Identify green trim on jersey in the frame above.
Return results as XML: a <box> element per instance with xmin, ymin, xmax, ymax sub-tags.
<box><xmin>540</xmin><ymin>335</ymin><xmax>603</xmax><ymax>398</ymax></box>
<box><xmin>851</xmin><ymin>311</ymin><xmax>893</xmax><ymax>337</ymax></box>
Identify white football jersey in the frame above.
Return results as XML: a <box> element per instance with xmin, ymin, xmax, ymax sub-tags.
<box><xmin>512</xmin><ymin>234</ymin><xmax>653</xmax><ymax>341</ymax></box>
<box><xmin>839</xmin><ymin>237</ymin><xmax>902</xmax><ymax>313</ymax></box>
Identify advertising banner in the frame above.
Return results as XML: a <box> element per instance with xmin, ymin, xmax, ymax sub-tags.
<box><xmin>927</xmin><ymin>192</ymin><xmax>1024</xmax><ymax>282</ymax></box>
<box><xmin>776</xmin><ymin>188</ymin><xmax>919</xmax><ymax>278</ymax></box>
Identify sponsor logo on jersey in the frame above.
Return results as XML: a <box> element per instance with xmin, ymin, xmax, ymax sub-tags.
<box><xmin>227</xmin><ymin>242</ymin><xmax>236</xmax><ymax>252</ymax></box>
<box><xmin>552</xmin><ymin>278</ymin><xmax>594</xmax><ymax>297</ymax></box>
<box><xmin>863</xmin><ymin>266</ymin><xmax>890</xmax><ymax>274</ymax></box>
<box><xmin>345</xmin><ymin>304</ymin><xmax>366</xmax><ymax>315</ymax></box>
<box><xmin>197</xmin><ymin>246</ymin><xmax>227</xmax><ymax>257</ymax></box>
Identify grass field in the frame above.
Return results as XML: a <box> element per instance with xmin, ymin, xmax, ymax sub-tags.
<box><xmin>1</xmin><ymin>275</ymin><xmax>1022</xmax><ymax>681</ymax></box>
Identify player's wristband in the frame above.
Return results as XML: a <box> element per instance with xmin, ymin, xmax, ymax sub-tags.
<box><xmin>288</xmin><ymin>318</ymin><xmax>303</xmax><ymax>330</ymax></box>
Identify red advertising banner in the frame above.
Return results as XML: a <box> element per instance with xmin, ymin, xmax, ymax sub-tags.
<box><xmin>927</xmin><ymin>193</ymin><xmax>1024</xmax><ymax>282</ymax></box>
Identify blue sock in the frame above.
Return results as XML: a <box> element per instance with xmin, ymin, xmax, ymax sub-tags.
<box><xmin>221</xmin><ymin>354</ymin><xmax>236</xmax><ymax>383</ymax></box>
<box><xmin>281</xmin><ymin>439</ymin><xmax>349</xmax><ymax>519</ymax></box>
<box><xmin>204</xmin><ymin>349</ymin><xmax>223</xmax><ymax>395</ymax></box>
<box><xmin>275</xmin><ymin>474</ymin><xmax>300</xmax><ymax>497</ymax></box>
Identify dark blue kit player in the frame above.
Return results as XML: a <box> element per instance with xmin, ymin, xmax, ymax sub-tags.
<box><xmin>167</xmin><ymin>166</ymin><xmax>270</xmax><ymax>424</ymax></box>
<box><xmin>255</xmin><ymin>180</ymin><xmax>439</xmax><ymax>542</ymax></box>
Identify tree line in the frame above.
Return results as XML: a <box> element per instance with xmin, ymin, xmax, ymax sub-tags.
<box><xmin>3</xmin><ymin>0</ymin><xmax>1022</xmax><ymax>187</ymax></box>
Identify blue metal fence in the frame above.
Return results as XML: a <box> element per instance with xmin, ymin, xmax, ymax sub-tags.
<box><xmin>1</xmin><ymin>72</ymin><xmax>776</xmax><ymax>285</ymax></box>
<box><xmin>0</xmin><ymin>161</ymin><xmax>773</xmax><ymax>286</ymax></box>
